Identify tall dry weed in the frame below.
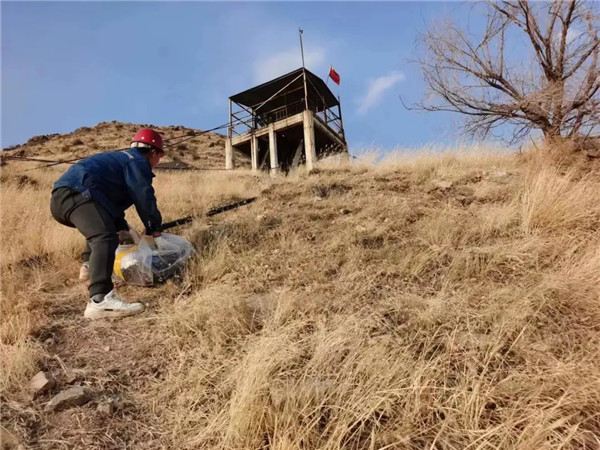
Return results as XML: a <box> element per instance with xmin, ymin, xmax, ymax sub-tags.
<box><xmin>1</xmin><ymin>339</ymin><xmax>44</xmax><ymax>394</ymax></box>
<box><xmin>521</xmin><ymin>167</ymin><xmax>599</xmax><ymax>233</ymax></box>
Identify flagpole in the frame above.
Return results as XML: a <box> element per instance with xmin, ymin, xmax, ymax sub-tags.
<box><xmin>299</xmin><ymin>28</ymin><xmax>309</xmax><ymax>111</ymax></box>
<box><xmin>324</xmin><ymin>65</ymin><xmax>331</xmax><ymax>123</ymax></box>
<box><xmin>299</xmin><ymin>28</ymin><xmax>306</xmax><ymax>69</ymax></box>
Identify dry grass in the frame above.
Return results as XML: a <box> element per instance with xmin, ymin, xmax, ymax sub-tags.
<box><xmin>1</xmin><ymin>120</ymin><xmax>251</xmax><ymax>170</ymax></box>
<box><xmin>521</xmin><ymin>167</ymin><xmax>600</xmax><ymax>233</ymax></box>
<box><xmin>2</xmin><ymin>145</ymin><xmax>600</xmax><ymax>449</ymax></box>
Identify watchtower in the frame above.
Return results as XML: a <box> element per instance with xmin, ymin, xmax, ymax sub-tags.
<box><xmin>225</xmin><ymin>68</ymin><xmax>347</xmax><ymax>173</ymax></box>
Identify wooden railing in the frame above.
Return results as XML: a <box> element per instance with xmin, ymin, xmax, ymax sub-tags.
<box><xmin>231</xmin><ymin>100</ymin><xmax>343</xmax><ymax>139</ymax></box>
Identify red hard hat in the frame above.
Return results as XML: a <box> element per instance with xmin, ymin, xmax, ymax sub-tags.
<box><xmin>131</xmin><ymin>128</ymin><xmax>164</xmax><ymax>151</ymax></box>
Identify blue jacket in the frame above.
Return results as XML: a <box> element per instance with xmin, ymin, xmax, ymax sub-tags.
<box><xmin>53</xmin><ymin>148</ymin><xmax>162</xmax><ymax>234</ymax></box>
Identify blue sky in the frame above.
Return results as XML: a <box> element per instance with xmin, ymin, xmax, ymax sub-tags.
<box><xmin>3</xmin><ymin>1</ymin><xmax>483</xmax><ymax>153</ymax></box>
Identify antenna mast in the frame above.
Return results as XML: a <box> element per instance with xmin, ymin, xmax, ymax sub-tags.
<box><xmin>299</xmin><ymin>28</ymin><xmax>309</xmax><ymax>111</ymax></box>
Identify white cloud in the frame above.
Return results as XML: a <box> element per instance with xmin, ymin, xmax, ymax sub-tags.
<box><xmin>253</xmin><ymin>48</ymin><xmax>326</xmax><ymax>84</ymax></box>
<box><xmin>357</xmin><ymin>71</ymin><xmax>405</xmax><ymax>115</ymax></box>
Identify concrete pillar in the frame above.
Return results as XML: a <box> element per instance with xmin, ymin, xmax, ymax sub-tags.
<box><xmin>303</xmin><ymin>110</ymin><xmax>317</xmax><ymax>171</ymax></box>
<box><xmin>225</xmin><ymin>138</ymin><xmax>234</xmax><ymax>170</ymax></box>
<box><xmin>251</xmin><ymin>134</ymin><xmax>259</xmax><ymax>172</ymax></box>
<box><xmin>269</xmin><ymin>124</ymin><xmax>279</xmax><ymax>174</ymax></box>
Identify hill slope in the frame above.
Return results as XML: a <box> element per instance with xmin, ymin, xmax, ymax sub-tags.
<box><xmin>2</xmin><ymin>147</ymin><xmax>600</xmax><ymax>449</ymax></box>
<box><xmin>2</xmin><ymin>121</ymin><xmax>250</xmax><ymax>169</ymax></box>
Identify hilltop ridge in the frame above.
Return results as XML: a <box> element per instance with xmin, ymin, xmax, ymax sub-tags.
<box><xmin>2</xmin><ymin>121</ymin><xmax>250</xmax><ymax>169</ymax></box>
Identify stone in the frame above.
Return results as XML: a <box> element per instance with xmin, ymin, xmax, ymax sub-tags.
<box><xmin>94</xmin><ymin>368</ymin><xmax>108</xmax><ymax>378</ymax></box>
<box><xmin>43</xmin><ymin>337</ymin><xmax>57</xmax><ymax>346</ymax></box>
<box><xmin>46</xmin><ymin>386</ymin><xmax>91</xmax><ymax>412</ymax></box>
<box><xmin>65</xmin><ymin>369</ymin><xmax>86</xmax><ymax>385</ymax></box>
<box><xmin>30</xmin><ymin>371</ymin><xmax>56</xmax><ymax>398</ymax></box>
<box><xmin>96</xmin><ymin>401</ymin><xmax>115</xmax><ymax>415</ymax></box>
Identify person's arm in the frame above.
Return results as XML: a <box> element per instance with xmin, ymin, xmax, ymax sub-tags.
<box><xmin>114</xmin><ymin>213</ymin><xmax>134</xmax><ymax>244</ymax></box>
<box><xmin>123</xmin><ymin>159</ymin><xmax>163</xmax><ymax>235</ymax></box>
<box><xmin>114</xmin><ymin>212</ymin><xmax>129</xmax><ymax>232</ymax></box>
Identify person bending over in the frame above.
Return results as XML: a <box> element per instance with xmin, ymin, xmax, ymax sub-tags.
<box><xmin>50</xmin><ymin>128</ymin><xmax>165</xmax><ymax>319</ymax></box>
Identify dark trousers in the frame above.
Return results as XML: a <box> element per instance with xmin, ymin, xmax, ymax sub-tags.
<box><xmin>50</xmin><ymin>187</ymin><xmax>118</xmax><ymax>297</ymax></box>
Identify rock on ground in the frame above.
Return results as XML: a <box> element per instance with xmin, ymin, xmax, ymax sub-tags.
<box><xmin>30</xmin><ymin>371</ymin><xmax>56</xmax><ymax>398</ymax></box>
<box><xmin>96</xmin><ymin>400</ymin><xmax>118</xmax><ymax>415</ymax></box>
<box><xmin>46</xmin><ymin>386</ymin><xmax>91</xmax><ymax>412</ymax></box>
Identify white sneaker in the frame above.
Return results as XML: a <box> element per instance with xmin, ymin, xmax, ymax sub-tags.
<box><xmin>84</xmin><ymin>290</ymin><xmax>145</xmax><ymax>320</ymax></box>
<box><xmin>79</xmin><ymin>263</ymin><xmax>90</xmax><ymax>281</ymax></box>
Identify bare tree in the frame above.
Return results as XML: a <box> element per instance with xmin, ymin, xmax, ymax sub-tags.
<box><xmin>417</xmin><ymin>0</ymin><xmax>599</xmax><ymax>143</ymax></box>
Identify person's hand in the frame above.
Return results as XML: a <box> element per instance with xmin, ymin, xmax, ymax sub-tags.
<box><xmin>144</xmin><ymin>235</ymin><xmax>157</xmax><ymax>249</ymax></box>
<box><xmin>154</xmin><ymin>235</ymin><xmax>168</xmax><ymax>250</ymax></box>
<box><xmin>144</xmin><ymin>232</ymin><xmax>161</xmax><ymax>249</ymax></box>
<box><xmin>118</xmin><ymin>230</ymin><xmax>135</xmax><ymax>245</ymax></box>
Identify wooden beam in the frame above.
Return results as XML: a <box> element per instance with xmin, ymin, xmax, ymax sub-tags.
<box><xmin>290</xmin><ymin>138</ymin><xmax>304</xmax><ymax>173</ymax></box>
<box><xmin>302</xmin><ymin>69</ymin><xmax>309</xmax><ymax>111</ymax></box>
<box><xmin>269</xmin><ymin>123</ymin><xmax>279</xmax><ymax>174</ymax></box>
<box><xmin>225</xmin><ymin>138</ymin><xmax>234</xmax><ymax>170</ymax></box>
<box><xmin>228</xmin><ymin>99</ymin><xmax>232</xmax><ymax>139</ymax></box>
<box><xmin>226</xmin><ymin>99</ymin><xmax>234</xmax><ymax>169</ymax></box>
<box><xmin>337</xmin><ymin>96</ymin><xmax>345</xmax><ymax>140</ymax></box>
<box><xmin>303</xmin><ymin>110</ymin><xmax>316</xmax><ymax>170</ymax></box>
<box><xmin>231</xmin><ymin>112</ymin><xmax>304</xmax><ymax>146</ymax></box>
<box><xmin>233</xmin><ymin>101</ymin><xmax>253</xmax><ymax>117</ymax></box>
<box><xmin>253</xmin><ymin>73</ymin><xmax>304</xmax><ymax>112</ymax></box>
<box><xmin>313</xmin><ymin>114</ymin><xmax>347</xmax><ymax>149</ymax></box>
<box><xmin>259</xmin><ymin>143</ymin><xmax>269</xmax><ymax>169</ymax></box>
<box><xmin>251</xmin><ymin>133</ymin><xmax>259</xmax><ymax>172</ymax></box>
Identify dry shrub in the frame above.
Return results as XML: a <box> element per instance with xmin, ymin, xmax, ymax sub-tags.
<box><xmin>379</xmin><ymin>144</ymin><xmax>514</xmax><ymax>179</ymax></box>
<box><xmin>1</xmin><ymin>340</ymin><xmax>45</xmax><ymax>395</ymax></box>
<box><xmin>0</xmin><ymin>277</ymin><xmax>36</xmax><ymax>345</ymax></box>
<box><xmin>521</xmin><ymin>167</ymin><xmax>600</xmax><ymax>233</ymax></box>
<box><xmin>520</xmin><ymin>138</ymin><xmax>600</xmax><ymax>179</ymax></box>
<box><xmin>160</xmin><ymin>286</ymin><xmax>260</xmax><ymax>351</ymax></box>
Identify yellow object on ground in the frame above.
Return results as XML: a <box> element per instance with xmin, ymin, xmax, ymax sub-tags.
<box><xmin>113</xmin><ymin>245</ymin><xmax>138</xmax><ymax>280</ymax></box>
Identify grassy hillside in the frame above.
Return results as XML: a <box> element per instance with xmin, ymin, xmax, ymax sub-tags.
<box><xmin>1</xmin><ymin>146</ymin><xmax>600</xmax><ymax>449</ymax></box>
<box><xmin>1</xmin><ymin>121</ymin><xmax>250</xmax><ymax>169</ymax></box>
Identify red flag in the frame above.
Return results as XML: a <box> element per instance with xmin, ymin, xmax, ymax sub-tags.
<box><xmin>328</xmin><ymin>66</ymin><xmax>340</xmax><ymax>85</ymax></box>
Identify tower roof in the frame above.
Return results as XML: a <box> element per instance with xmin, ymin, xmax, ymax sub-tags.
<box><xmin>230</xmin><ymin>68</ymin><xmax>339</xmax><ymax>113</ymax></box>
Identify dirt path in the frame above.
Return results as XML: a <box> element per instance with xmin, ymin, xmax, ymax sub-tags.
<box><xmin>4</xmin><ymin>275</ymin><xmax>174</xmax><ymax>449</ymax></box>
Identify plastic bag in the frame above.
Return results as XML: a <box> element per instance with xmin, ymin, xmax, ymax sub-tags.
<box><xmin>113</xmin><ymin>233</ymin><xmax>194</xmax><ymax>286</ymax></box>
